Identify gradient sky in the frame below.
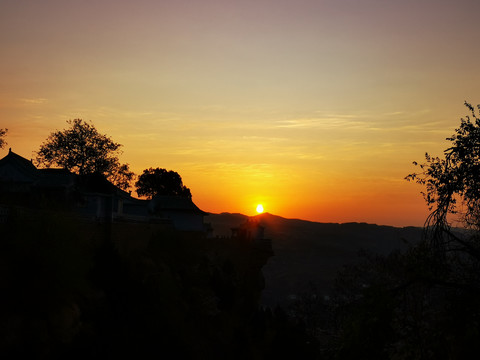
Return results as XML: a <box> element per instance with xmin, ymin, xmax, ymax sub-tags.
<box><xmin>2</xmin><ymin>0</ymin><xmax>480</xmax><ymax>226</ymax></box>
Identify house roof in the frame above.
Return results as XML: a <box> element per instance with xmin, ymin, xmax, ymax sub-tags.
<box><xmin>0</xmin><ymin>149</ymin><xmax>36</xmax><ymax>169</ymax></box>
<box><xmin>149</xmin><ymin>195</ymin><xmax>208</xmax><ymax>215</ymax></box>
<box><xmin>36</xmin><ymin>168</ymin><xmax>76</xmax><ymax>188</ymax></box>
<box><xmin>0</xmin><ymin>149</ymin><xmax>38</xmax><ymax>182</ymax></box>
<box><xmin>0</xmin><ymin>150</ymin><xmax>128</xmax><ymax>195</ymax></box>
<box><xmin>0</xmin><ymin>151</ymin><xmax>206</xmax><ymax>217</ymax></box>
<box><xmin>75</xmin><ymin>173</ymin><xmax>132</xmax><ymax>198</ymax></box>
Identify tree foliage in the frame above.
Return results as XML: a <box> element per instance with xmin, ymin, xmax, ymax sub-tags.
<box><xmin>0</xmin><ymin>128</ymin><xmax>7</xmax><ymax>149</ymax></box>
<box><xmin>330</xmin><ymin>248</ymin><xmax>480</xmax><ymax>359</ymax></box>
<box><xmin>135</xmin><ymin>167</ymin><xmax>192</xmax><ymax>199</ymax></box>
<box><xmin>36</xmin><ymin>119</ymin><xmax>134</xmax><ymax>190</ymax></box>
<box><xmin>283</xmin><ymin>103</ymin><xmax>480</xmax><ymax>358</ymax></box>
<box><xmin>407</xmin><ymin>102</ymin><xmax>480</xmax><ymax>254</ymax></box>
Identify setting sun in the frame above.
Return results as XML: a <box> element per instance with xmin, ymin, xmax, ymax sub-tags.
<box><xmin>256</xmin><ymin>204</ymin><xmax>264</xmax><ymax>214</ymax></box>
<box><xmin>2</xmin><ymin>0</ymin><xmax>477</xmax><ymax>228</ymax></box>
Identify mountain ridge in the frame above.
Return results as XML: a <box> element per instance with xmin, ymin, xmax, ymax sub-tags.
<box><xmin>213</xmin><ymin>211</ymin><xmax>421</xmax><ymax>229</ymax></box>
<box><xmin>207</xmin><ymin>212</ymin><xmax>423</xmax><ymax>307</ymax></box>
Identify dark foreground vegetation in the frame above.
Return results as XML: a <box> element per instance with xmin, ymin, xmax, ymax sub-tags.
<box><xmin>3</xmin><ymin>207</ymin><xmax>480</xmax><ymax>359</ymax></box>
<box><xmin>209</xmin><ymin>212</ymin><xmax>422</xmax><ymax>307</ymax></box>
<box><xmin>284</xmin><ymin>102</ymin><xmax>480</xmax><ymax>359</ymax></box>
<box><xmin>0</xmin><ymin>208</ymin><xmax>319</xmax><ymax>359</ymax></box>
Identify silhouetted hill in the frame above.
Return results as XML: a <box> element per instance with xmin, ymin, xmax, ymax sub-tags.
<box><xmin>208</xmin><ymin>212</ymin><xmax>423</xmax><ymax>307</ymax></box>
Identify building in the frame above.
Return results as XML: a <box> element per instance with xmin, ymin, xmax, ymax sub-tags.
<box><xmin>149</xmin><ymin>195</ymin><xmax>208</xmax><ymax>232</ymax></box>
<box><xmin>0</xmin><ymin>149</ymin><xmax>207</xmax><ymax>231</ymax></box>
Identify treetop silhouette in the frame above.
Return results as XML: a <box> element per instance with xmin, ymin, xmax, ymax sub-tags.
<box><xmin>36</xmin><ymin>119</ymin><xmax>134</xmax><ymax>190</ymax></box>
<box><xmin>135</xmin><ymin>167</ymin><xmax>192</xmax><ymax>199</ymax></box>
<box><xmin>407</xmin><ymin>101</ymin><xmax>480</xmax><ymax>254</ymax></box>
<box><xmin>0</xmin><ymin>128</ymin><xmax>7</xmax><ymax>149</ymax></box>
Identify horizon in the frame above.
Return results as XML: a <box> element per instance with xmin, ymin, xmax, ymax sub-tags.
<box><xmin>2</xmin><ymin>0</ymin><xmax>480</xmax><ymax>227</ymax></box>
<box><xmin>1</xmin><ymin>146</ymin><xmax>427</xmax><ymax>228</ymax></box>
<box><xmin>210</xmin><ymin>211</ymin><xmax>423</xmax><ymax>228</ymax></box>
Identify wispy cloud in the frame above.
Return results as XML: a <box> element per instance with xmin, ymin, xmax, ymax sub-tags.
<box><xmin>275</xmin><ymin>117</ymin><xmax>371</xmax><ymax>130</ymax></box>
<box><xmin>273</xmin><ymin>108</ymin><xmax>449</xmax><ymax>135</ymax></box>
<box><xmin>21</xmin><ymin>98</ymin><xmax>48</xmax><ymax>105</ymax></box>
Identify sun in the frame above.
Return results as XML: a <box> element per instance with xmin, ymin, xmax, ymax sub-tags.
<box><xmin>256</xmin><ymin>204</ymin><xmax>264</xmax><ymax>214</ymax></box>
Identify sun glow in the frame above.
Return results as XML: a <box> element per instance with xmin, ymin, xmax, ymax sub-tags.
<box><xmin>256</xmin><ymin>204</ymin><xmax>264</xmax><ymax>214</ymax></box>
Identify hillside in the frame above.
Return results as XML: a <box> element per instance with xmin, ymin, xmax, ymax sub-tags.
<box><xmin>0</xmin><ymin>208</ymin><xmax>276</xmax><ymax>358</ymax></box>
<box><xmin>207</xmin><ymin>212</ymin><xmax>423</xmax><ymax>307</ymax></box>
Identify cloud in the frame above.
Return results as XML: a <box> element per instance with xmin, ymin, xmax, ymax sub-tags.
<box><xmin>275</xmin><ymin>117</ymin><xmax>371</xmax><ymax>130</ymax></box>
<box><xmin>21</xmin><ymin>98</ymin><xmax>48</xmax><ymax>104</ymax></box>
<box><xmin>273</xmin><ymin>108</ymin><xmax>448</xmax><ymax>135</ymax></box>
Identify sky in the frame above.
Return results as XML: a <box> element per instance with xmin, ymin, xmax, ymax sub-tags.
<box><xmin>1</xmin><ymin>0</ymin><xmax>480</xmax><ymax>226</ymax></box>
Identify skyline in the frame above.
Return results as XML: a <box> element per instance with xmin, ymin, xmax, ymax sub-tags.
<box><xmin>2</xmin><ymin>0</ymin><xmax>480</xmax><ymax>226</ymax></box>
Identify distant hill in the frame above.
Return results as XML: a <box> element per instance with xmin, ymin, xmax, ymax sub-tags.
<box><xmin>207</xmin><ymin>212</ymin><xmax>423</xmax><ymax>307</ymax></box>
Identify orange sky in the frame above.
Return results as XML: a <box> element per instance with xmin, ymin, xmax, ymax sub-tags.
<box><xmin>2</xmin><ymin>0</ymin><xmax>480</xmax><ymax>226</ymax></box>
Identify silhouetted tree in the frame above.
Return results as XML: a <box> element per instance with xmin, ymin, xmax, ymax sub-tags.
<box><xmin>282</xmin><ymin>103</ymin><xmax>480</xmax><ymax>359</ymax></box>
<box><xmin>407</xmin><ymin>102</ymin><xmax>480</xmax><ymax>257</ymax></box>
<box><xmin>36</xmin><ymin>119</ymin><xmax>134</xmax><ymax>190</ymax></box>
<box><xmin>329</xmin><ymin>247</ymin><xmax>478</xmax><ymax>360</ymax></box>
<box><xmin>0</xmin><ymin>128</ymin><xmax>7</xmax><ymax>148</ymax></box>
<box><xmin>135</xmin><ymin>167</ymin><xmax>191</xmax><ymax>199</ymax></box>
<box><xmin>315</xmin><ymin>101</ymin><xmax>480</xmax><ymax>359</ymax></box>
<box><xmin>306</xmin><ymin>101</ymin><xmax>480</xmax><ymax>359</ymax></box>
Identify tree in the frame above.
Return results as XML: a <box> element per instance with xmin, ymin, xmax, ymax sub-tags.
<box><xmin>0</xmin><ymin>128</ymin><xmax>7</xmax><ymax>149</ymax></box>
<box><xmin>135</xmin><ymin>167</ymin><xmax>192</xmax><ymax>199</ymax></box>
<box><xmin>407</xmin><ymin>102</ymin><xmax>480</xmax><ymax>255</ymax></box>
<box><xmin>404</xmin><ymin>101</ymin><xmax>480</xmax><ymax>355</ymax></box>
<box><xmin>280</xmin><ymin>106</ymin><xmax>480</xmax><ymax>359</ymax></box>
<box><xmin>36</xmin><ymin>119</ymin><xmax>134</xmax><ymax>190</ymax></box>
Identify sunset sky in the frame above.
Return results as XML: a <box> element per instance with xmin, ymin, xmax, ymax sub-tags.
<box><xmin>2</xmin><ymin>0</ymin><xmax>480</xmax><ymax>226</ymax></box>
